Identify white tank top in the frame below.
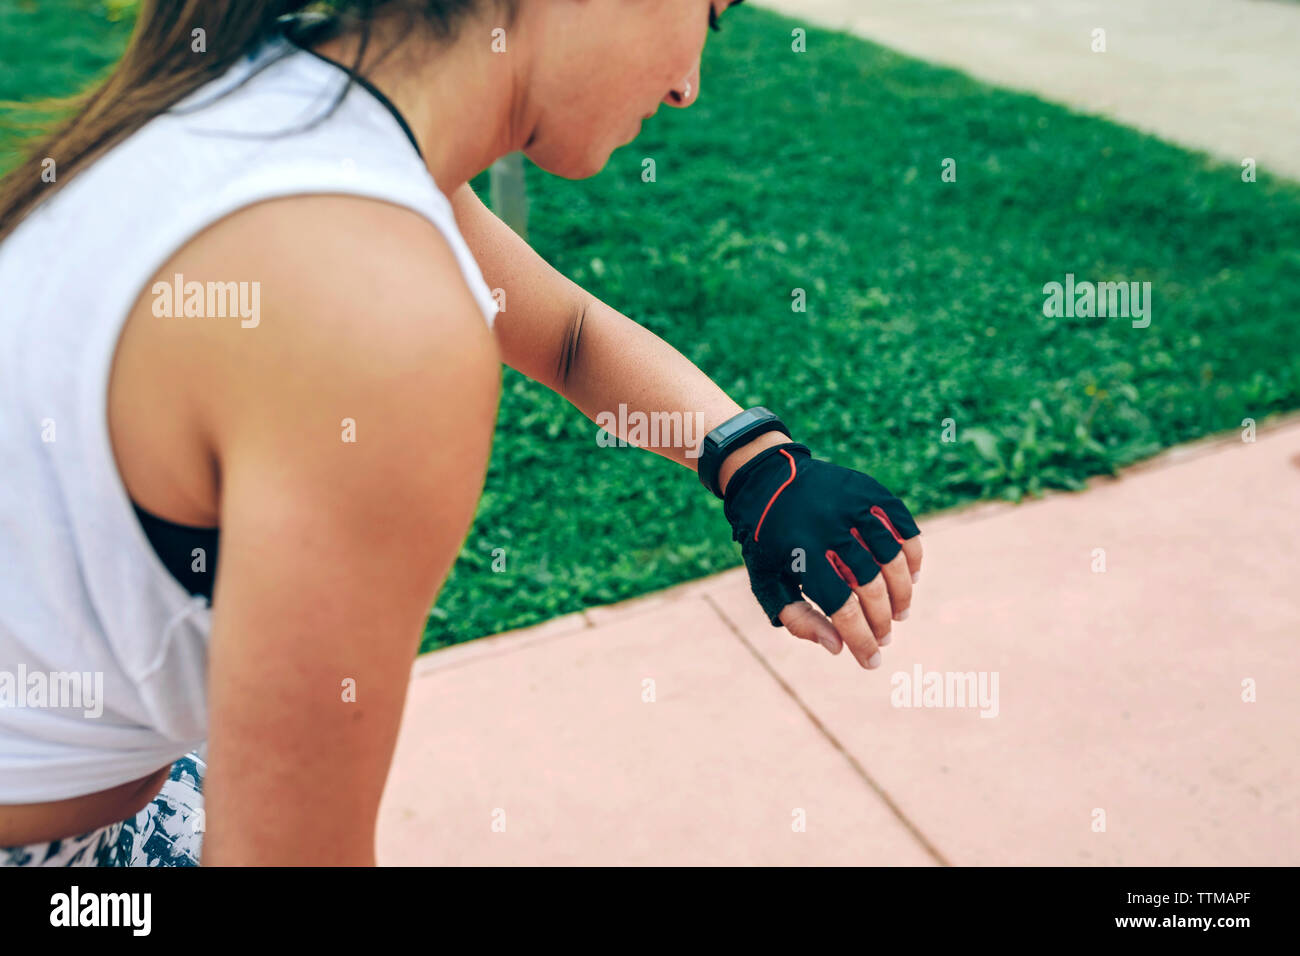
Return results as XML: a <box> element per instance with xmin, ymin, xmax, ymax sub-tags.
<box><xmin>0</xmin><ymin>34</ymin><xmax>498</xmax><ymax>801</ymax></box>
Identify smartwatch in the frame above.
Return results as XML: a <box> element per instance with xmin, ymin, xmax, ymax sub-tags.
<box><xmin>697</xmin><ymin>406</ymin><xmax>791</xmax><ymax>500</ymax></box>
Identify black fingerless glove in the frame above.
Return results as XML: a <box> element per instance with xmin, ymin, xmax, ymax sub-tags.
<box><xmin>722</xmin><ymin>442</ymin><xmax>921</xmax><ymax>626</ymax></box>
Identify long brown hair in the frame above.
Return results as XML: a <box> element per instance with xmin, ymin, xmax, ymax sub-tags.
<box><xmin>0</xmin><ymin>0</ymin><xmax>515</xmax><ymax>242</ymax></box>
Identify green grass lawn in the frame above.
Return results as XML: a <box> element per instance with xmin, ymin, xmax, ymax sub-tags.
<box><xmin>5</xmin><ymin>1</ymin><xmax>1300</xmax><ymax>650</ymax></box>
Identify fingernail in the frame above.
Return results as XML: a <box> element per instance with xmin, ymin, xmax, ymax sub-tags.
<box><xmin>878</xmin><ymin>631</ymin><xmax>892</xmax><ymax>646</ymax></box>
<box><xmin>895</xmin><ymin>608</ymin><xmax>910</xmax><ymax>622</ymax></box>
<box><xmin>911</xmin><ymin>571</ymin><xmax>921</xmax><ymax>584</ymax></box>
<box><xmin>867</xmin><ymin>651</ymin><xmax>882</xmax><ymax>669</ymax></box>
<box><xmin>818</xmin><ymin>634</ymin><xmax>838</xmax><ymax>653</ymax></box>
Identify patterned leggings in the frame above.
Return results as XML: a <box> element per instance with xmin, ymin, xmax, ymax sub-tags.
<box><xmin>0</xmin><ymin>750</ymin><xmax>205</xmax><ymax>867</ymax></box>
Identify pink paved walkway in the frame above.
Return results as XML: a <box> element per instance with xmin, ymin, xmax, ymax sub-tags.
<box><xmin>376</xmin><ymin>415</ymin><xmax>1300</xmax><ymax>865</ymax></box>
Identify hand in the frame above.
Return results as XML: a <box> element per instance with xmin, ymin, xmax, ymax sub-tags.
<box><xmin>722</xmin><ymin>442</ymin><xmax>923</xmax><ymax>669</ymax></box>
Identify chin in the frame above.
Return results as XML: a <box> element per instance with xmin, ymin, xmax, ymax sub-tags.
<box><xmin>524</xmin><ymin>138</ymin><xmax>617</xmax><ymax>181</ymax></box>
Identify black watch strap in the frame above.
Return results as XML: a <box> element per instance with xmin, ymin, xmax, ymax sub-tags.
<box><xmin>697</xmin><ymin>407</ymin><xmax>790</xmax><ymax>500</ymax></box>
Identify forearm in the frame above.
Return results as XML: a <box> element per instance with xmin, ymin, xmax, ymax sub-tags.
<box><xmin>543</xmin><ymin>291</ymin><xmax>795</xmax><ymax>491</ymax></box>
<box><xmin>450</xmin><ymin>182</ymin><xmax>788</xmax><ymax>490</ymax></box>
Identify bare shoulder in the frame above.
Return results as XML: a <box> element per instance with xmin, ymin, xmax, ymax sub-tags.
<box><xmin>143</xmin><ymin>193</ymin><xmax>498</xmax><ymax>439</ymax></box>
<box><xmin>110</xmin><ymin>192</ymin><xmax>500</xmax><ymax>526</ymax></box>
<box><xmin>187</xmin><ymin>192</ymin><xmax>502</xmax><ymax>481</ymax></box>
<box><xmin>186</xmin><ymin>193</ymin><xmax>494</xmax><ymax>360</ymax></box>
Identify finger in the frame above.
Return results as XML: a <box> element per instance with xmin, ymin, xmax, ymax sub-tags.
<box><xmin>826</xmin><ymin>548</ymin><xmax>895</xmax><ymax>649</ymax></box>
<box><xmin>868</xmin><ymin>504</ymin><xmax>920</xmax><ymax>587</ymax></box>
<box><xmin>803</xmin><ymin>554</ymin><xmax>886</xmax><ymax>663</ymax></box>
<box><xmin>827</xmin><ymin>588</ymin><xmax>882</xmax><ymax>669</ymax></box>
<box><xmin>882</xmin><ymin>551</ymin><xmax>914</xmax><ymax>620</ymax></box>
<box><xmin>847</xmin><ymin>526</ymin><xmax>913</xmax><ymax>621</ymax></box>
<box><xmin>811</xmin><ymin>548</ymin><xmax>883</xmax><ymax>671</ymax></box>
<box><xmin>904</xmin><ymin>535</ymin><xmax>923</xmax><ymax>583</ymax></box>
<box><xmin>778</xmin><ymin>601</ymin><xmax>843</xmax><ymax>655</ymax></box>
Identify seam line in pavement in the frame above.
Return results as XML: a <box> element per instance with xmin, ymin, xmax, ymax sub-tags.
<box><xmin>702</xmin><ymin>592</ymin><xmax>952</xmax><ymax>867</ymax></box>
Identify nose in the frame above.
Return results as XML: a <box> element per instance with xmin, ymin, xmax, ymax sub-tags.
<box><xmin>663</xmin><ymin>62</ymin><xmax>701</xmax><ymax>109</ymax></box>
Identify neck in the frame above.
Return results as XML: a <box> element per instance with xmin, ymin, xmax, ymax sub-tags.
<box><xmin>309</xmin><ymin>12</ymin><xmax>535</xmax><ymax>196</ymax></box>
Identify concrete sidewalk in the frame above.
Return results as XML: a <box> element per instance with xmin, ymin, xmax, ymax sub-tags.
<box><xmin>376</xmin><ymin>416</ymin><xmax>1300</xmax><ymax>865</ymax></box>
<box><xmin>752</xmin><ymin>0</ymin><xmax>1300</xmax><ymax>181</ymax></box>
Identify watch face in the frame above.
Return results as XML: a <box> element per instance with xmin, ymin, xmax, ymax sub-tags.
<box><xmin>722</xmin><ymin>408</ymin><xmax>766</xmax><ymax>439</ymax></box>
<box><xmin>709</xmin><ymin>409</ymin><xmax>778</xmax><ymax>456</ymax></box>
<box><xmin>726</xmin><ymin>416</ymin><xmax>752</xmax><ymax>439</ymax></box>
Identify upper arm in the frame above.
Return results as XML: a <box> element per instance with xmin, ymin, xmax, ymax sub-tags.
<box><xmin>449</xmin><ymin>182</ymin><xmax>590</xmax><ymax>388</ymax></box>
<box><xmin>184</xmin><ymin>196</ymin><xmax>500</xmax><ymax>864</ymax></box>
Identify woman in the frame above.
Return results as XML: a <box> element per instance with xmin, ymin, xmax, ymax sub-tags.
<box><xmin>0</xmin><ymin>0</ymin><xmax>922</xmax><ymax>866</ymax></box>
